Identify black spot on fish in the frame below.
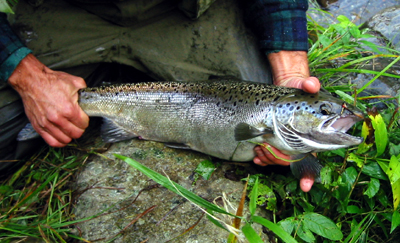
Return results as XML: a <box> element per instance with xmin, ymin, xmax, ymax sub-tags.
<box><xmin>256</xmin><ymin>100</ymin><xmax>260</xmax><ymax>106</ymax></box>
<box><xmin>286</xmin><ymin>103</ymin><xmax>290</xmax><ymax>106</ymax></box>
<box><xmin>314</xmin><ymin>101</ymin><xmax>319</xmax><ymax>104</ymax></box>
<box><xmin>233</xmin><ymin>101</ymin><xmax>237</xmax><ymax>106</ymax></box>
<box><xmin>289</xmin><ymin>106</ymin><xmax>294</xmax><ymax>111</ymax></box>
<box><xmin>310</xmin><ymin>95</ymin><xmax>315</xmax><ymax>98</ymax></box>
<box><xmin>295</xmin><ymin>101</ymin><xmax>298</xmax><ymax>104</ymax></box>
<box><xmin>273</xmin><ymin>97</ymin><xmax>279</xmax><ymax>102</ymax></box>
<box><xmin>297</xmin><ymin>106</ymin><xmax>300</xmax><ymax>110</ymax></box>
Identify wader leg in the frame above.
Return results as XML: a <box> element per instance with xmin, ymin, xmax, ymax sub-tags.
<box><xmin>12</xmin><ymin>0</ymin><xmax>272</xmax><ymax>83</ymax></box>
<box><xmin>0</xmin><ymin>85</ymin><xmax>44</xmax><ymax>174</ymax></box>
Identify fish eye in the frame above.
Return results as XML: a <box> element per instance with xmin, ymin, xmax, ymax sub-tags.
<box><xmin>320</xmin><ymin>104</ymin><xmax>331</xmax><ymax>115</ymax></box>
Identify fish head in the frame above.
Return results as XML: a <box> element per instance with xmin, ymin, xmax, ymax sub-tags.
<box><xmin>272</xmin><ymin>90</ymin><xmax>364</xmax><ymax>153</ymax></box>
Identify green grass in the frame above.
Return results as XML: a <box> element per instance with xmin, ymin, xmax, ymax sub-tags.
<box><xmin>1</xmin><ymin>7</ymin><xmax>400</xmax><ymax>243</ymax></box>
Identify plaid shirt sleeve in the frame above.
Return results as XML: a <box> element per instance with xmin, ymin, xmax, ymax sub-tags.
<box><xmin>0</xmin><ymin>13</ymin><xmax>32</xmax><ymax>82</ymax></box>
<box><xmin>242</xmin><ymin>0</ymin><xmax>309</xmax><ymax>54</ymax></box>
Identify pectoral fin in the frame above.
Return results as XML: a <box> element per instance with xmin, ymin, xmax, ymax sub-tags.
<box><xmin>234</xmin><ymin>123</ymin><xmax>273</xmax><ymax>141</ymax></box>
<box><xmin>289</xmin><ymin>153</ymin><xmax>323</xmax><ymax>183</ymax></box>
<box><xmin>101</xmin><ymin>118</ymin><xmax>137</xmax><ymax>143</ymax></box>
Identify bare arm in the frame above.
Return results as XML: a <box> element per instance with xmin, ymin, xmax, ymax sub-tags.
<box><xmin>8</xmin><ymin>54</ymin><xmax>89</xmax><ymax>147</ymax></box>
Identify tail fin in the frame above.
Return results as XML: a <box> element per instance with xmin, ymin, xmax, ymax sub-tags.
<box><xmin>290</xmin><ymin>153</ymin><xmax>323</xmax><ymax>183</ymax></box>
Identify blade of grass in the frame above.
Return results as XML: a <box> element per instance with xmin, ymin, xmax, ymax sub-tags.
<box><xmin>115</xmin><ymin>154</ymin><xmax>237</xmax><ymax>217</ymax></box>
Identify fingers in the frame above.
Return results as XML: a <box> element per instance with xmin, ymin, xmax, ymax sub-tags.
<box><xmin>253</xmin><ymin>143</ymin><xmax>316</xmax><ymax>193</ymax></box>
<box><xmin>253</xmin><ymin>143</ymin><xmax>291</xmax><ymax>166</ymax></box>
<box><xmin>301</xmin><ymin>77</ymin><xmax>320</xmax><ymax>94</ymax></box>
<box><xmin>300</xmin><ymin>177</ymin><xmax>314</xmax><ymax>192</ymax></box>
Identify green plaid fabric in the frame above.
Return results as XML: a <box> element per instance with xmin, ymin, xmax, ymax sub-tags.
<box><xmin>242</xmin><ymin>0</ymin><xmax>309</xmax><ymax>54</ymax></box>
<box><xmin>0</xmin><ymin>13</ymin><xmax>32</xmax><ymax>82</ymax></box>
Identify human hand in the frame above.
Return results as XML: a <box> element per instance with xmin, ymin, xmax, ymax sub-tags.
<box><xmin>253</xmin><ymin>51</ymin><xmax>321</xmax><ymax>192</ymax></box>
<box><xmin>8</xmin><ymin>54</ymin><xmax>89</xmax><ymax>147</ymax></box>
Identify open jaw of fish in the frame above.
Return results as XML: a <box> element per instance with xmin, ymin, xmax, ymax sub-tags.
<box><xmin>276</xmin><ymin>103</ymin><xmax>364</xmax><ymax>154</ymax></box>
<box><xmin>318</xmin><ymin>113</ymin><xmax>364</xmax><ymax>145</ymax></box>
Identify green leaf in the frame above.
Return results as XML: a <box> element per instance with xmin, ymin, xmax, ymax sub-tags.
<box><xmin>364</xmin><ymin>178</ymin><xmax>380</xmax><ymax>198</ymax></box>
<box><xmin>391</xmin><ymin>210</ymin><xmax>400</xmax><ymax>234</ymax></box>
<box><xmin>347</xmin><ymin>205</ymin><xmax>362</xmax><ymax>214</ymax></box>
<box><xmin>249</xmin><ymin>177</ymin><xmax>258</xmax><ymax>216</ymax></box>
<box><xmin>242</xmin><ymin>223</ymin><xmax>264</xmax><ymax>243</ymax></box>
<box><xmin>278</xmin><ymin>217</ymin><xmax>296</xmax><ymax>235</ymax></box>
<box><xmin>0</xmin><ymin>0</ymin><xmax>14</xmax><ymax>14</ymax></box>
<box><xmin>369</xmin><ymin>112</ymin><xmax>388</xmax><ymax>157</ymax></box>
<box><xmin>320</xmin><ymin>165</ymin><xmax>332</xmax><ymax>186</ymax></box>
<box><xmin>297</xmin><ymin>224</ymin><xmax>315</xmax><ymax>243</ymax></box>
<box><xmin>357</xmin><ymin>122</ymin><xmax>374</xmax><ymax>154</ymax></box>
<box><xmin>252</xmin><ymin>216</ymin><xmax>297</xmax><ymax>243</ymax></box>
<box><xmin>115</xmin><ymin>154</ymin><xmax>236</xmax><ymax>217</ymax></box>
<box><xmin>387</xmin><ymin>156</ymin><xmax>400</xmax><ymax>209</ymax></box>
<box><xmin>347</xmin><ymin>153</ymin><xmax>365</xmax><ymax>168</ymax></box>
<box><xmin>363</xmin><ymin>162</ymin><xmax>388</xmax><ymax>180</ymax></box>
<box><xmin>194</xmin><ymin>160</ymin><xmax>216</xmax><ymax>180</ymax></box>
<box><xmin>303</xmin><ymin>213</ymin><xmax>343</xmax><ymax>240</ymax></box>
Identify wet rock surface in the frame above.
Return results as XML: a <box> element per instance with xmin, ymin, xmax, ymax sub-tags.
<box><xmin>72</xmin><ymin>139</ymin><xmax>269</xmax><ymax>242</ymax></box>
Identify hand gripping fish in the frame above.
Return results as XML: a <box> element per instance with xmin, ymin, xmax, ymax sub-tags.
<box><xmin>18</xmin><ymin>79</ymin><xmax>364</xmax><ymax>181</ymax></box>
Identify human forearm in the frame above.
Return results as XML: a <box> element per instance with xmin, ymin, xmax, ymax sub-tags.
<box><xmin>8</xmin><ymin>54</ymin><xmax>89</xmax><ymax>147</ymax></box>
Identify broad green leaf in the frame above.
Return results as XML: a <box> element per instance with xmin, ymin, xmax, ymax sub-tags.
<box><xmin>297</xmin><ymin>223</ymin><xmax>315</xmax><ymax>243</ymax></box>
<box><xmin>347</xmin><ymin>205</ymin><xmax>362</xmax><ymax>214</ymax></box>
<box><xmin>347</xmin><ymin>153</ymin><xmax>365</xmax><ymax>168</ymax></box>
<box><xmin>387</xmin><ymin>156</ymin><xmax>400</xmax><ymax>209</ymax></box>
<box><xmin>391</xmin><ymin>210</ymin><xmax>400</xmax><ymax>234</ymax></box>
<box><xmin>194</xmin><ymin>160</ymin><xmax>216</xmax><ymax>180</ymax></box>
<box><xmin>369</xmin><ymin>112</ymin><xmax>388</xmax><ymax>156</ymax></box>
<box><xmin>252</xmin><ymin>216</ymin><xmax>297</xmax><ymax>243</ymax></box>
<box><xmin>249</xmin><ymin>177</ymin><xmax>258</xmax><ymax>216</ymax></box>
<box><xmin>320</xmin><ymin>165</ymin><xmax>332</xmax><ymax>186</ymax></box>
<box><xmin>116</xmin><ymin>154</ymin><xmax>236</xmax><ymax>217</ymax></box>
<box><xmin>277</xmin><ymin>217</ymin><xmax>296</xmax><ymax>235</ymax></box>
<box><xmin>363</xmin><ymin>162</ymin><xmax>388</xmax><ymax>180</ymax></box>
<box><xmin>364</xmin><ymin>178</ymin><xmax>380</xmax><ymax>198</ymax></box>
<box><xmin>303</xmin><ymin>213</ymin><xmax>343</xmax><ymax>240</ymax></box>
<box><xmin>242</xmin><ymin>223</ymin><xmax>263</xmax><ymax>243</ymax></box>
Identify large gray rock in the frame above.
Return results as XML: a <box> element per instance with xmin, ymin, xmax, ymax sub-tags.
<box><xmin>366</xmin><ymin>6</ymin><xmax>400</xmax><ymax>51</ymax></box>
<box><xmin>72</xmin><ymin>139</ymin><xmax>270</xmax><ymax>242</ymax></box>
<box><xmin>308</xmin><ymin>0</ymin><xmax>400</xmax><ymax>26</ymax></box>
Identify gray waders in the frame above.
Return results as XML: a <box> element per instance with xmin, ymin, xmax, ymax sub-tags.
<box><xmin>1</xmin><ymin>0</ymin><xmax>273</xmax><ymax>171</ymax></box>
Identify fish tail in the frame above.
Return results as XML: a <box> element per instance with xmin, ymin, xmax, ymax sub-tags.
<box><xmin>290</xmin><ymin>153</ymin><xmax>323</xmax><ymax>183</ymax></box>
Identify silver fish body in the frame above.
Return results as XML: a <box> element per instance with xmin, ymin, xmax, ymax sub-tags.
<box><xmin>78</xmin><ymin>79</ymin><xmax>363</xmax><ymax>162</ymax></box>
<box><xmin>18</xmin><ymin>79</ymin><xmax>364</xmax><ymax>180</ymax></box>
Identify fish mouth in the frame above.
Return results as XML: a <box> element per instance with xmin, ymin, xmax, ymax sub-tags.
<box><xmin>320</xmin><ymin>113</ymin><xmax>364</xmax><ymax>145</ymax></box>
